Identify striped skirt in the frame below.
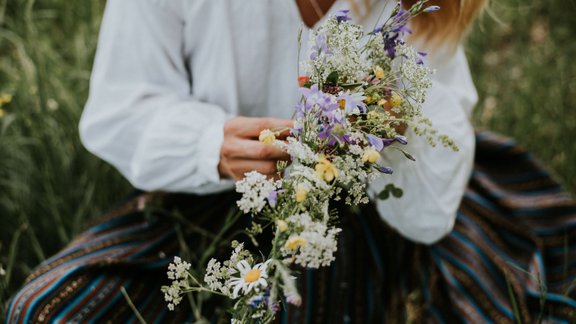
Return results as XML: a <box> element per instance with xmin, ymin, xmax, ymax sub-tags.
<box><xmin>6</xmin><ymin>131</ymin><xmax>576</xmax><ymax>323</ymax></box>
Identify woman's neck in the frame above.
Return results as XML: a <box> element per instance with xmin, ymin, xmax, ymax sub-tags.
<box><xmin>296</xmin><ymin>0</ymin><xmax>337</xmax><ymax>28</ymax></box>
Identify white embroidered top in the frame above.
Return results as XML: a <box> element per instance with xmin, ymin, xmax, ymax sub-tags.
<box><xmin>80</xmin><ymin>0</ymin><xmax>477</xmax><ymax>244</ymax></box>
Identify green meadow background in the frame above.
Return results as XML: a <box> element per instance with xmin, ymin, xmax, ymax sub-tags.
<box><xmin>0</xmin><ymin>0</ymin><xmax>575</xmax><ymax>316</ymax></box>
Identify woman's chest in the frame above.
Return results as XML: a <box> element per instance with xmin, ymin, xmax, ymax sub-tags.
<box><xmin>182</xmin><ymin>0</ymin><xmax>305</xmax><ymax>117</ymax></box>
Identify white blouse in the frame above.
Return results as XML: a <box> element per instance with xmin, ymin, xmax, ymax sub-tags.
<box><xmin>80</xmin><ymin>0</ymin><xmax>477</xmax><ymax>244</ymax></box>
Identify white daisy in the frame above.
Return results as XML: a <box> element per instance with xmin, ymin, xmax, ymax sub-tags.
<box><xmin>228</xmin><ymin>260</ymin><xmax>271</xmax><ymax>298</ymax></box>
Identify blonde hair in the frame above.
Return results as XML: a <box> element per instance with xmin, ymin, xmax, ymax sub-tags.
<box><xmin>349</xmin><ymin>0</ymin><xmax>488</xmax><ymax>50</ymax></box>
<box><xmin>404</xmin><ymin>0</ymin><xmax>488</xmax><ymax>49</ymax></box>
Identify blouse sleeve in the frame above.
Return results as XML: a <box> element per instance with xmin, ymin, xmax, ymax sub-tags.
<box><xmin>80</xmin><ymin>0</ymin><xmax>230</xmax><ymax>193</ymax></box>
<box><xmin>368</xmin><ymin>47</ymin><xmax>478</xmax><ymax>244</ymax></box>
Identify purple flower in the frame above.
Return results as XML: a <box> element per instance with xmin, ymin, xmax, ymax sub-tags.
<box><xmin>394</xmin><ymin>135</ymin><xmax>408</xmax><ymax>145</ymax></box>
<box><xmin>367</xmin><ymin>134</ymin><xmax>384</xmax><ymax>151</ymax></box>
<box><xmin>336</xmin><ymin>91</ymin><xmax>367</xmax><ymax>114</ymax></box>
<box><xmin>335</xmin><ymin>9</ymin><xmax>352</xmax><ymax>23</ymax></box>
<box><xmin>318</xmin><ymin>123</ymin><xmax>333</xmax><ymax>140</ymax></box>
<box><xmin>301</xmin><ymin>84</ymin><xmax>330</xmax><ymax>106</ymax></box>
<box><xmin>379</xmin><ymin>6</ymin><xmax>413</xmax><ymax>59</ymax></box>
<box><xmin>381</xmin><ymin>135</ymin><xmax>408</xmax><ymax>147</ymax></box>
<box><xmin>318</xmin><ymin>123</ymin><xmax>354</xmax><ymax>147</ymax></box>
<box><xmin>383</xmin><ymin>33</ymin><xmax>401</xmax><ymax>59</ymax></box>
<box><xmin>268</xmin><ymin>302</ymin><xmax>280</xmax><ymax>314</ymax></box>
<box><xmin>248</xmin><ymin>295</ymin><xmax>264</xmax><ymax>309</ymax></box>
<box><xmin>310</xmin><ymin>33</ymin><xmax>332</xmax><ymax>60</ymax></box>
<box><xmin>416</xmin><ymin>51</ymin><xmax>427</xmax><ymax>65</ymax></box>
<box><xmin>298</xmin><ymin>84</ymin><xmax>337</xmax><ymax>118</ymax></box>
<box><xmin>290</xmin><ymin>123</ymin><xmax>303</xmax><ymax>137</ymax></box>
<box><xmin>267</xmin><ymin>190</ymin><xmax>279</xmax><ymax>208</ymax></box>
<box><xmin>391</xmin><ymin>8</ymin><xmax>412</xmax><ymax>34</ymax></box>
<box><xmin>375</xmin><ymin>165</ymin><xmax>394</xmax><ymax>174</ymax></box>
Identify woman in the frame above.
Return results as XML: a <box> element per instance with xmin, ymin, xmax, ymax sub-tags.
<box><xmin>7</xmin><ymin>0</ymin><xmax>576</xmax><ymax>322</ymax></box>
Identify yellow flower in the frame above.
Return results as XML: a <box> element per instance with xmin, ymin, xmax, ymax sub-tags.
<box><xmin>362</xmin><ymin>148</ymin><xmax>380</xmax><ymax>163</ymax></box>
<box><xmin>258</xmin><ymin>129</ymin><xmax>276</xmax><ymax>145</ymax></box>
<box><xmin>295</xmin><ymin>183</ymin><xmax>309</xmax><ymax>203</ymax></box>
<box><xmin>0</xmin><ymin>94</ymin><xmax>12</xmax><ymax>107</ymax></box>
<box><xmin>377</xmin><ymin>99</ymin><xmax>388</xmax><ymax>107</ymax></box>
<box><xmin>315</xmin><ymin>157</ymin><xmax>339</xmax><ymax>182</ymax></box>
<box><xmin>276</xmin><ymin>220</ymin><xmax>288</xmax><ymax>233</ymax></box>
<box><xmin>285</xmin><ymin>236</ymin><xmax>306</xmax><ymax>250</ymax></box>
<box><xmin>373</xmin><ymin>66</ymin><xmax>385</xmax><ymax>79</ymax></box>
<box><xmin>389</xmin><ymin>93</ymin><xmax>403</xmax><ymax>107</ymax></box>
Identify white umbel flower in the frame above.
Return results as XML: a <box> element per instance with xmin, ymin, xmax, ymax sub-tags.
<box><xmin>236</xmin><ymin>171</ymin><xmax>279</xmax><ymax>213</ymax></box>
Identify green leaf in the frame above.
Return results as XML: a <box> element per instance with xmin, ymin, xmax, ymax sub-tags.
<box><xmin>326</xmin><ymin>71</ymin><xmax>339</xmax><ymax>85</ymax></box>
<box><xmin>391</xmin><ymin>187</ymin><xmax>403</xmax><ymax>198</ymax></box>
<box><xmin>340</xmin><ymin>82</ymin><xmax>363</xmax><ymax>90</ymax></box>
<box><xmin>378</xmin><ymin>184</ymin><xmax>404</xmax><ymax>200</ymax></box>
<box><xmin>377</xmin><ymin>188</ymin><xmax>390</xmax><ymax>200</ymax></box>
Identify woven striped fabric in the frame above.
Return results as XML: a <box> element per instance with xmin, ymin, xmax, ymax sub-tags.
<box><xmin>6</xmin><ymin>131</ymin><xmax>576</xmax><ymax>323</ymax></box>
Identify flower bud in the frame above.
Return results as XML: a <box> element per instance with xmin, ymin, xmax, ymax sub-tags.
<box><xmin>258</xmin><ymin>129</ymin><xmax>276</xmax><ymax>145</ymax></box>
<box><xmin>424</xmin><ymin>5</ymin><xmax>440</xmax><ymax>12</ymax></box>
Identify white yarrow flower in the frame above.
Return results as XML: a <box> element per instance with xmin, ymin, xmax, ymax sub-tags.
<box><xmin>281</xmin><ymin>213</ymin><xmax>342</xmax><ymax>268</ymax></box>
<box><xmin>236</xmin><ymin>171</ymin><xmax>279</xmax><ymax>214</ymax></box>
<box><xmin>167</xmin><ymin>256</ymin><xmax>191</xmax><ymax>280</ymax></box>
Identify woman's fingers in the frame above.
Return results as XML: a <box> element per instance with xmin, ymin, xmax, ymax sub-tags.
<box><xmin>225</xmin><ymin>117</ymin><xmax>294</xmax><ymax>138</ymax></box>
<box><xmin>221</xmin><ymin>138</ymin><xmax>289</xmax><ymax>161</ymax></box>
<box><xmin>225</xmin><ymin>159</ymin><xmax>280</xmax><ymax>181</ymax></box>
<box><xmin>218</xmin><ymin>117</ymin><xmax>293</xmax><ymax>180</ymax></box>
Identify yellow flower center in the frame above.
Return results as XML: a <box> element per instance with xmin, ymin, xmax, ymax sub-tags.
<box><xmin>244</xmin><ymin>269</ymin><xmax>261</xmax><ymax>283</ymax></box>
<box><xmin>338</xmin><ymin>99</ymin><xmax>346</xmax><ymax>110</ymax></box>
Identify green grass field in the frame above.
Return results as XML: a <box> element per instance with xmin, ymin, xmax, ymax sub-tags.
<box><xmin>0</xmin><ymin>0</ymin><xmax>574</xmax><ymax>318</ymax></box>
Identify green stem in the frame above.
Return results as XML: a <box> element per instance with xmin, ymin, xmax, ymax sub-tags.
<box><xmin>120</xmin><ymin>286</ymin><xmax>147</xmax><ymax>324</ymax></box>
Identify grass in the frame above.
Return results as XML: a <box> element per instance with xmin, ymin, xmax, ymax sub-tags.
<box><xmin>0</xmin><ymin>0</ymin><xmax>574</xmax><ymax>319</ymax></box>
<box><xmin>466</xmin><ymin>0</ymin><xmax>576</xmax><ymax>193</ymax></box>
<box><xmin>0</xmin><ymin>0</ymin><xmax>131</xmax><ymax>313</ymax></box>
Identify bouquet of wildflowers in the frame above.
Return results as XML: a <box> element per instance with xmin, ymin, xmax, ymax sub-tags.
<box><xmin>162</xmin><ymin>1</ymin><xmax>453</xmax><ymax>322</ymax></box>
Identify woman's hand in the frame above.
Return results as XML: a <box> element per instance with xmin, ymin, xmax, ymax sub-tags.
<box><xmin>218</xmin><ymin>117</ymin><xmax>293</xmax><ymax>181</ymax></box>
